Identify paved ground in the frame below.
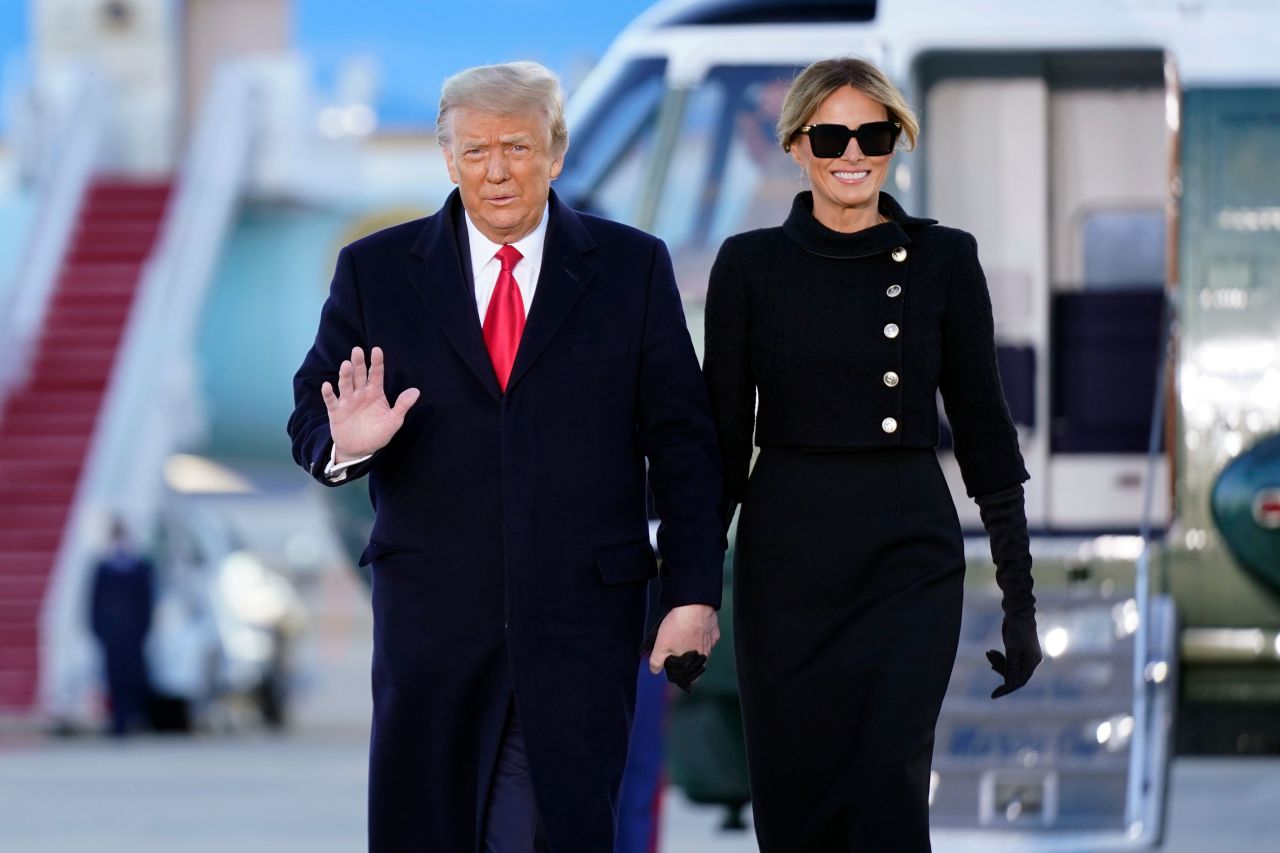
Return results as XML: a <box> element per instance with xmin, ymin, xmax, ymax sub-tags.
<box><xmin>0</xmin><ymin>732</ymin><xmax>365</xmax><ymax>853</ymax></box>
<box><xmin>5</xmin><ymin>523</ymin><xmax>1279</xmax><ymax>852</ymax></box>
<box><xmin>1</xmin><ymin>731</ymin><xmax>1279</xmax><ymax>852</ymax></box>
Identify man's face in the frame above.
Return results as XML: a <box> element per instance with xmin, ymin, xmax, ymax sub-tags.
<box><xmin>443</xmin><ymin>108</ymin><xmax>565</xmax><ymax>244</ymax></box>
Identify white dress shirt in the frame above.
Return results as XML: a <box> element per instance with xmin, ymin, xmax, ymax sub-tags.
<box><xmin>325</xmin><ymin>203</ymin><xmax>551</xmax><ymax>482</ymax></box>
<box><xmin>465</xmin><ymin>203</ymin><xmax>549</xmax><ymax>321</ymax></box>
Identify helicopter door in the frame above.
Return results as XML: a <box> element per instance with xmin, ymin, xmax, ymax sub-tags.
<box><xmin>918</xmin><ymin>51</ymin><xmax>1170</xmax><ymax>534</ymax></box>
<box><xmin>921</xmin><ymin>73</ymin><xmax>1050</xmax><ymax>531</ymax></box>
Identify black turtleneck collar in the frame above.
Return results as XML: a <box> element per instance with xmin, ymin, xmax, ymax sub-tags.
<box><xmin>781</xmin><ymin>191</ymin><xmax>937</xmax><ymax>259</ymax></box>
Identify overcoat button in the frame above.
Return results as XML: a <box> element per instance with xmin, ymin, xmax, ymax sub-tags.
<box><xmin>886</xmin><ymin>284</ymin><xmax>902</xmax><ymax>298</ymax></box>
<box><xmin>884</xmin><ymin>323</ymin><xmax>899</xmax><ymax>339</ymax></box>
<box><xmin>882</xmin><ymin>417</ymin><xmax>898</xmax><ymax>433</ymax></box>
<box><xmin>883</xmin><ymin>371</ymin><xmax>899</xmax><ymax>387</ymax></box>
<box><xmin>891</xmin><ymin>247</ymin><xmax>907</xmax><ymax>262</ymax></box>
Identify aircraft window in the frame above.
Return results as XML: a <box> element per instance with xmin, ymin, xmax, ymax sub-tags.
<box><xmin>654</xmin><ymin>66</ymin><xmax>798</xmax><ymax>299</ymax></box>
<box><xmin>1056</xmin><ymin>208</ymin><xmax>1165</xmax><ymax>453</ymax></box>
<box><xmin>590</xmin><ymin>130</ymin><xmax>658</xmax><ymax>224</ymax></box>
<box><xmin>560</xmin><ymin>58</ymin><xmax>667</xmax><ymax>221</ymax></box>
<box><xmin>652</xmin><ymin>82</ymin><xmax>727</xmax><ymax>249</ymax></box>
<box><xmin>1082</xmin><ymin>208</ymin><xmax>1165</xmax><ymax>289</ymax></box>
<box><xmin>1215</xmin><ymin>113</ymin><xmax>1280</xmax><ymax>209</ymax></box>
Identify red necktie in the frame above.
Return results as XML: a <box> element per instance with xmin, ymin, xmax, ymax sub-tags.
<box><xmin>483</xmin><ymin>244</ymin><xmax>525</xmax><ymax>392</ymax></box>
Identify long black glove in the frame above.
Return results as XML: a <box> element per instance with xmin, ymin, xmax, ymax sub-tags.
<box><xmin>975</xmin><ymin>483</ymin><xmax>1042</xmax><ymax>699</ymax></box>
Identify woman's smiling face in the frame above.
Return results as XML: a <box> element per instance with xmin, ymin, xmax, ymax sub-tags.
<box><xmin>791</xmin><ymin>85</ymin><xmax>893</xmax><ymax>229</ymax></box>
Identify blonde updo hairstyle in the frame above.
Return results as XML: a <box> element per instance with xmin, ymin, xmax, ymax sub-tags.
<box><xmin>777</xmin><ymin>57</ymin><xmax>919</xmax><ymax>154</ymax></box>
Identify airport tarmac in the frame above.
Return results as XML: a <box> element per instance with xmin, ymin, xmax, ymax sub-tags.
<box><xmin>1</xmin><ymin>730</ymin><xmax>1279</xmax><ymax>852</ymax></box>
<box><xmin>3</xmin><ymin>545</ymin><xmax>1278</xmax><ymax>852</ymax></box>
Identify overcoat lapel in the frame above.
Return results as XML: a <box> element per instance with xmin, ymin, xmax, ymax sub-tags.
<box><xmin>506</xmin><ymin>191</ymin><xmax>597</xmax><ymax>392</ymax></box>
<box><xmin>407</xmin><ymin>191</ymin><xmax>503</xmax><ymax>400</ymax></box>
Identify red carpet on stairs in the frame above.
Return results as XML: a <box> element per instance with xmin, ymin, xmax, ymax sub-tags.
<box><xmin>0</xmin><ymin>177</ymin><xmax>171</xmax><ymax>712</ymax></box>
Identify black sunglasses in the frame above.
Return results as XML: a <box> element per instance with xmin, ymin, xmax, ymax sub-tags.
<box><xmin>795</xmin><ymin>120</ymin><xmax>901</xmax><ymax>158</ymax></box>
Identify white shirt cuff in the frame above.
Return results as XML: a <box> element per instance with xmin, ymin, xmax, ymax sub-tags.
<box><xmin>323</xmin><ymin>446</ymin><xmax>373</xmax><ymax>483</ymax></box>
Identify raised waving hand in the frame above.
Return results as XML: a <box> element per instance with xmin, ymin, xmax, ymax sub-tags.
<box><xmin>320</xmin><ymin>346</ymin><xmax>420</xmax><ymax>462</ymax></box>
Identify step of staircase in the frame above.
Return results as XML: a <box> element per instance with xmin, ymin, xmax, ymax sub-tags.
<box><xmin>0</xmin><ymin>459</ymin><xmax>89</xmax><ymax>483</ymax></box>
<box><xmin>38</xmin><ymin>328</ymin><xmax>125</xmax><ymax>349</ymax></box>
<box><xmin>0</xmin><ymin>670</ymin><xmax>39</xmax><ymax>708</ymax></box>
<box><xmin>932</xmin><ymin>590</ymin><xmax>1143</xmax><ymax>831</ymax></box>
<box><xmin>0</xmin><ymin>506</ymin><xmax>72</xmax><ymax>530</ymax></box>
<box><xmin>0</xmin><ymin>554</ymin><xmax>60</xmax><ymax>588</ymax></box>
<box><xmin>0</xmin><ymin>530</ymin><xmax>63</xmax><ymax>551</ymax></box>
<box><xmin>0</xmin><ymin>482</ymin><xmax>79</xmax><ymax>504</ymax></box>
<box><xmin>57</xmin><ymin>262</ymin><xmax>144</xmax><ymax>289</ymax></box>
<box><xmin>42</xmin><ymin>301</ymin><xmax>133</xmax><ymax>326</ymax></box>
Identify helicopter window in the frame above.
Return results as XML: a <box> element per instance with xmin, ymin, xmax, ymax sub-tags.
<box><xmin>651</xmin><ymin>81</ymin><xmax>728</xmax><ymax>249</ymax></box>
<box><xmin>590</xmin><ymin>129</ymin><xmax>658</xmax><ymax>223</ymax></box>
<box><xmin>1055</xmin><ymin>205</ymin><xmax>1166</xmax><ymax>453</ymax></box>
<box><xmin>652</xmin><ymin>66</ymin><xmax>798</xmax><ymax>298</ymax></box>
<box><xmin>1082</xmin><ymin>208</ymin><xmax>1165</xmax><ymax>290</ymax></box>
<box><xmin>560</xmin><ymin>58</ymin><xmax>667</xmax><ymax>220</ymax></box>
<box><xmin>706</xmin><ymin>76</ymin><xmax>799</xmax><ymax>247</ymax></box>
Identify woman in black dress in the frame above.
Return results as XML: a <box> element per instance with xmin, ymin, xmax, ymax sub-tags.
<box><xmin>703</xmin><ymin>58</ymin><xmax>1043</xmax><ymax>852</ymax></box>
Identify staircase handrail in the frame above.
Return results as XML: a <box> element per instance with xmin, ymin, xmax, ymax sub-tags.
<box><xmin>1124</xmin><ymin>287</ymin><xmax>1176</xmax><ymax>838</ymax></box>
<box><xmin>39</xmin><ymin>60</ymin><xmax>263</xmax><ymax>719</ymax></box>
<box><xmin>0</xmin><ymin>66</ymin><xmax>111</xmax><ymax>403</ymax></box>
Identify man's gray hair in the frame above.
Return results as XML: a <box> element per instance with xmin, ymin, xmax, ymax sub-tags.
<box><xmin>437</xmin><ymin>61</ymin><xmax>569</xmax><ymax>156</ymax></box>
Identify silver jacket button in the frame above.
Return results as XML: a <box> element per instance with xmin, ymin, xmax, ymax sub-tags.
<box><xmin>886</xmin><ymin>284</ymin><xmax>902</xmax><ymax>298</ymax></box>
<box><xmin>883</xmin><ymin>371</ymin><xmax>899</xmax><ymax>387</ymax></box>
<box><xmin>884</xmin><ymin>323</ymin><xmax>900</xmax><ymax>339</ymax></box>
<box><xmin>882</xmin><ymin>417</ymin><xmax>898</xmax><ymax>433</ymax></box>
<box><xmin>891</xmin><ymin>247</ymin><xmax>907</xmax><ymax>262</ymax></box>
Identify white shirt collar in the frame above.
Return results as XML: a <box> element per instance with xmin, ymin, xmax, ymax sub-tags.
<box><xmin>464</xmin><ymin>202</ymin><xmax>551</xmax><ymax>279</ymax></box>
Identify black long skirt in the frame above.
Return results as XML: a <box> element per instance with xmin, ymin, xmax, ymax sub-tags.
<box><xmin>735</xmin><ymin>447</ymin><xmax>965</xmax><ymax>853</ymax></box>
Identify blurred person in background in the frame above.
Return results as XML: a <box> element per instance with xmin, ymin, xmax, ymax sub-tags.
<box><xmin>703</xmin><ymin>57</ymin><xmax>1041</xmax><ymax>852</ymax></box>
<box><xmin>89</xmin><ymin>517</ymin><xmax>155</xmax><ymax>738</ymax></box>
<box><xmin>288</xmin><ymin>61</ymin><xmax>724</xmax><ymax>852</ymax></box>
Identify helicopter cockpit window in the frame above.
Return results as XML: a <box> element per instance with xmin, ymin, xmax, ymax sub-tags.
<box><xmin>652</xmin><ymin>66</ymin><xmax>799</xmax><ymax>301</ymax></box>
<box><xmin>559</xmin><ymin>58</ymin><xmax>667</xmax><ymax>222</ymax></box>
<box><xmin>651</xmin><ymin>82</ymin><xmax>728</xmax><ymax>252</ymax></box>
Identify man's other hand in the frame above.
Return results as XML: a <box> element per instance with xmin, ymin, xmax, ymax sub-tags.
<box><xmin>321</xmin><ymin>346</ymin><xmax>420</xmax><ymax>461</ymax></box>
<box><xmin>647</xmin><ymin>604</ymin><xmax>720</xmax><ymax>675</ymax></box>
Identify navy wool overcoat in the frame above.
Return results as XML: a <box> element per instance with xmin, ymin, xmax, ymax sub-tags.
<box><xmin>287</xmin><ymin>189</ymin><xmax>724</xmax><ymax>852</ymax></box>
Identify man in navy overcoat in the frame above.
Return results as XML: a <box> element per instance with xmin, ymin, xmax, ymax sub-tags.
<box><xmin>89</xmin><ymin>519</ymin><xmax>154</xmax><ymax>737</ymax></box>
<box><xmin>287</xmin><ymin>61</ymin><xmax>724</xmax><ymax>852</ymax></box>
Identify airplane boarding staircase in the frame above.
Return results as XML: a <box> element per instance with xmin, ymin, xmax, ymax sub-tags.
<box><xmin>0</xmin><ymin>61</ymin><xmax>261</xmax><ymax>720</ymax></box>
<box><xmin>0</xmin><ymin>178</ymin><xmax>171</xmax><ymax>711</ymax></box>
<box><xmin>930</xmin><ymin>587</ymin><xmax>1176</xmax><ymax>850</ymax></box>
<box><xmin>932</xmin><ymin>293</ymin><xmax>1178</xmax><ymax>850</ymax></box>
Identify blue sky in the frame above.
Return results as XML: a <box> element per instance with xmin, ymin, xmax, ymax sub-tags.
<box><xmin>0</xmin><ymin>3</ymin><xmax>23</xmax><ymax>68</ymax></box>
<box><xmin>0</xmin><ymin>2</ymin><xmax>656</xmax><ymax>129</ymax></box>
<box><xmin>296</xmin><ymin>0</ymin><xmax>657</xmax><ymax>127</ymax></box>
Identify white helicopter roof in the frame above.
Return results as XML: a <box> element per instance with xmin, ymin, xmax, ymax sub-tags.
<box><xmin>607</xmin><ymin>0</ymin><xmax>1280</xmax><ymax>85</ymax></box>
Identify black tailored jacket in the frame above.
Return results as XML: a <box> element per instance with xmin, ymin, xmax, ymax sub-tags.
<box><xmin>704</xmin><ymin>191</ymin><xmax>1029</xmax><ymax>510</ymax></box>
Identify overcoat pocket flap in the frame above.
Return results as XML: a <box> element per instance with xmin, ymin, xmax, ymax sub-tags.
<box><xmin>572</xmin><ymin>339</ymin><xmax>629</xmax><ymax>364</ymax></box>
<box><xmin>594</xmin><ymin>539</ymin><xmax>658</xmax><ymax>585</ymax></box>
<box><xmin>360</xmin><ymin>540</ymin><xmax>427</xmax><ymax>566</ymax></box>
